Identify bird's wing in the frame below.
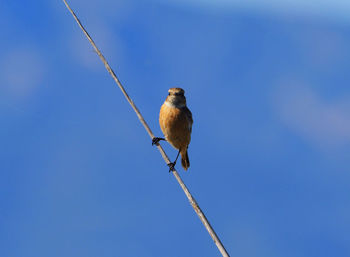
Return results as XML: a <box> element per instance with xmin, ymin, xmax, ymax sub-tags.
<box><xmin>183</xmin><ymin>106</ymin><xmax>193</xmax><ymax>133</ymax></box>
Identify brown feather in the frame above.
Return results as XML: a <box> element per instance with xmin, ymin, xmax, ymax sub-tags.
<box><xmin>159</xmin><ymin>88</ymin><xmax>193</xmax><ymax>170</ymax></box>
<box><xmin>159</xmin><ymin>103</ymin><xmax>192</xmax><ymax>150</ymax></box>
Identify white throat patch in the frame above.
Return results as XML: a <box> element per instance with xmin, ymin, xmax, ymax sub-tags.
<box><xmin>165</xmin><ymin>101</ymin><xmax>185</xmax><ymax>108</ymax></box>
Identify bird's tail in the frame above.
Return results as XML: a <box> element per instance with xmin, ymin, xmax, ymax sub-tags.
<box><xmin>181</xmin><ymin>149</ymin><xmax>190</xmax><ymax>171</ymax></box>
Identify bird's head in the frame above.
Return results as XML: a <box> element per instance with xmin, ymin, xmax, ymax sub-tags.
<box><xmin>166</xmin><ymin>87</ymin><xmax>186</xmax><ymax>107</ymax></box>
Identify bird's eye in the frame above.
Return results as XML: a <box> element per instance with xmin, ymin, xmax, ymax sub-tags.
<box><xmin>168</xmin><ymin>93</ymin><xmax>170</xmax><ymax>96</ymax></box>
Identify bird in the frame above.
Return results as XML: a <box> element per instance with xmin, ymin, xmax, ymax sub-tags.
<box><xmin>152</xmin><ymin>87</ymin><xmax>193</xmax><ymax>171</ymax></box>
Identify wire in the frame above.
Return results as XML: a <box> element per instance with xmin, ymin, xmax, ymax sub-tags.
<box><xmin>62</xmin><ymin>1</ymin><xmax>230</xmax><ymax>256</ymax></box>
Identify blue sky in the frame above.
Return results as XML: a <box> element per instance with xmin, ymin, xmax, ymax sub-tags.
<box><xmin>1</xmin><ymin>0</ymin><xmax>350</xmax><ymax>256</ymax></box>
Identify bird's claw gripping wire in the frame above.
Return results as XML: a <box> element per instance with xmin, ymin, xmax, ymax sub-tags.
<box><xmin>167</xmin><ymin>150</ymin><xmax>180</xmax><ymax>172</ymax></box>
<box><xmin>152</xmin><ymin>137</ymin><xmax>165</xmax><ymax>146</ymax></box>
<box><xmin>167</xmin><ymin>162</ymin><xmax>176</xmax><ymax>172</ymax></box>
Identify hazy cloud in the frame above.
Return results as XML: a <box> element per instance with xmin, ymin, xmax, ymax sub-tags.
<box><xmin>68</xmin><ymin>21</ymin><xmax>126</xmax><ymax>72</ymax></box>
<box><xmin>0</xmin><ymin>47</ymin><xmax>45</xmax><ymax>102</ymax></box>
<box><xmin>54</xmin><ymin>0</ymin><xmax>132</xmax><ymax>23</ymax></box>
<box><xmin>155</xmin><ymin>0</ymin><xmax>350</xmax><ymax>23</ymax></box>
<box><xmin>272</xmin><ymin>82</ymin><xmax>350</xmax><ymax>150</ymax></box>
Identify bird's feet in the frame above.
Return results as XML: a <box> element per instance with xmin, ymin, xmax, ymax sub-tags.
<box><xmin>152</xmin><ymin>137</ymin><xmax>165</xmax><ymax>146</ymax></box>
<box><xmin>167</xmin><ymin>162</ymin><xmax>176</xmax><ymax>172</ymax></box>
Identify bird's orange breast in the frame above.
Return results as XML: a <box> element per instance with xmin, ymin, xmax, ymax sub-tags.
<box><xmin>159</xmin><ymin>103</ymin><xmax>191</xmax><ymax>150</ymax></box>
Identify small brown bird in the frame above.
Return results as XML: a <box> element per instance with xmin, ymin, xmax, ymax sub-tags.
<box><xmin>152</xmin><ymin>88</ymin><xmax>193</xmax><ymax>171</ymax></box>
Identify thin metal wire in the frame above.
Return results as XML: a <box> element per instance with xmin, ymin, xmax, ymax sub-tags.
<box><xmin>62</xmin><ymin>1</ymin><xmax>230</xmax><ymax>256</ymax></box>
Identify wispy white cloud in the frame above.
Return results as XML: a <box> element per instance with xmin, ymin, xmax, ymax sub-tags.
<box><xmin>289</xmin><ymin>28</ymin><xmax>349</xmax><ymax>73</ymax></box>
<box><xmin>53</xmin><ymin>0</ymin><xmax>132</xmax><ymax>29</ymax></box>
<box><xmin>155</xmin><ymin>0</ymin><xmax>350</xmax><ymax>23</ymax></box>
<box><xmin>69</xmin><ymin>22</ymin><xmax>125</xmax><ymax>72</ymax></box>
<box><xmin>58</xmin><ymin>0</ymin><xmax>132</xmax><ymax>22</ymax></box>
<box><xmin>0</xmin><ymin>47</ymin><xmax>45</xmax><ymax>103</ymax></box>
<box><xmin>56</xmin><ymin>0</ymin><xmax>127</xmax><ymax>73</ymax></box>
<box><xmin>272</xmin><ymin>81</ymin><xmax>350</xmax><ymax>150</ymax></box>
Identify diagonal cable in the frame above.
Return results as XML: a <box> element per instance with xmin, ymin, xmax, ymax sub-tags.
<box><xmin>62</xmin><ymin>1</ymin><xmax>230</xmax><ymax>256</ymax></box>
